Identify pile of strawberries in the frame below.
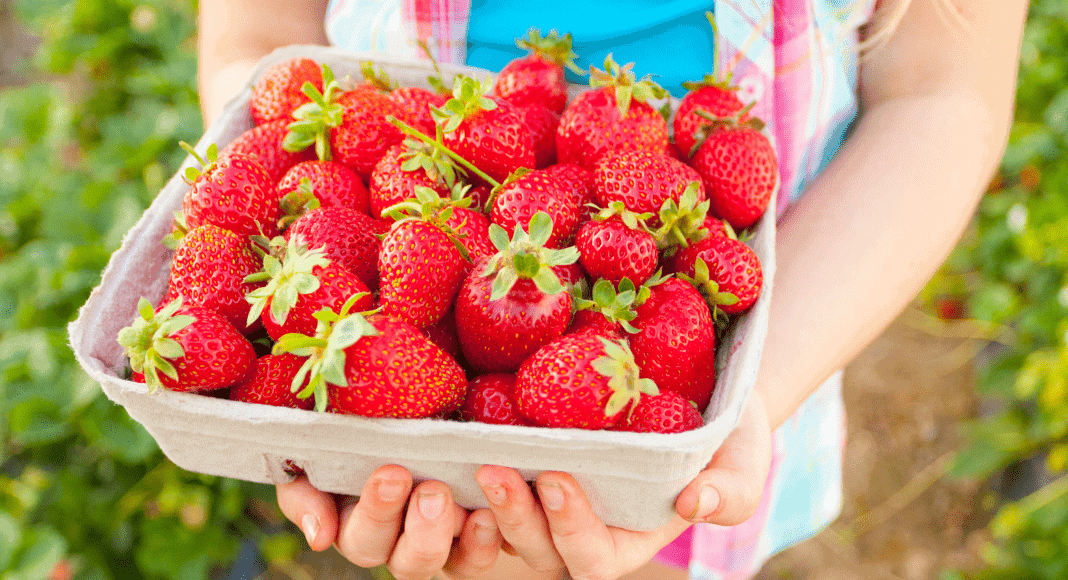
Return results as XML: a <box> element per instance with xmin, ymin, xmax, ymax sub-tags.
<box><xmin>117</xmin><ymin>30</ymin><xmax>776</xmax><ymax>435</ymax></box>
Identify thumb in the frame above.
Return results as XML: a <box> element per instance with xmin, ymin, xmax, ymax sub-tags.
<box><xmin>675</xmin><ymin>391</ymin><xmax>773</xmax><ymax>526</ymax></box>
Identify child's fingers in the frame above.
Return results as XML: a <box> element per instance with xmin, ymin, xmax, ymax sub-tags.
<box><xmin>676</xmin><ymin>391</ymin><xmax>772</xmax><ymax>526</ymax></box>
<box><xmin>474</xmin><ymin>465</ymin><xmax>565</xmax><ymax>574</ymax></box>
<box><xmin>533</xmin><ymin>472</ymin><xmax>619</xmax><ymax>573</ymax></box>
<box><xmin>334</xmin><ymin>465</ymin><xmax>413</xmax><ymax>568</ymax></box>
<box><xmin>387</xmin><ymin>480</ymin><xmax>464</xmax><ymax>580</ymax></box>
<box><xmin>442</xmin><ymin>508</ymin><xmax>503</xmax><ymax>579</ymax></box>
<box><xmin>275</xmin><ymin>476</ymin><xmax>339</xmax><ymax>552</ymax></box>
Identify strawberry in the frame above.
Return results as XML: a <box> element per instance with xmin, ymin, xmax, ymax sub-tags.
<box><xmin>118</xmin><ymin>297</ymin><xmax>256</xmax><ymax>393</ymax></box>
<box><xmin>630</xmin><ymin>276</ymin><xmax>717</xmax><ymax>411</ymax></box>
<box><xmin>277</xmin><ymin>160</ymin><xmax>370</xmax><ymax>217</ymax></box>
<box><xmin>284</xmin><ymin>206</ymin><xmax>383</xmax><ymax>290</ymax></box>
<box><xmin>222</xmin><ymin>120</ymin><xmax>316</xmax><ymax>183</ymax></box>
<box><xmin>595</xmin><ymin>151</ymin><xmax>705</xmax><ymax>221</ymax></box>
<box><xmin>454</xmin><ymin>212</ymin><xmax>579</xmax><ymax>373</ymax></box>
<box><xmin>490</xmin><ymin>168</ymin><xmax>580</xmax><ymax>249</ymax></box>
<box><xmin>556</xmin><ymin>55</ymin><xmax>669</xmax><ymax>170</ymax></box>
<box><xmin>514</xmin><ymin>333</ymin><xmax>657</xmax><ymax>429</ymax></box>
<box><xmin>688</xmin><ymin>112</ymin><xmax>777</xmax><ymax>230</ymax></box>
<box><xmin>575</xmin><ymin>202</ymin><xmax>657</xmax><ymax>288</ymax></box>
<box><xmin>461</xmin><ymin>373</ymin><xmax>530</xmax><ymax>426</ymax></box>
<box><xmin>369</xmin><ymin>141</ymin><xmax>458</xmax><ymax>221</ymax></box>
<box><xmin>180</xmin><ymin>143</ymin><xmax>279</xmax><ymax>239</ymax></box>
<box><xmin>516</xmin><ymin>104</ymin><xmax>560</xmax><ymax>168</ymax></box>
<box><xmin>424</xmin><ymin>307</ymin><xmax>463</xmax><ymax>362</ymax></box>
<box><xmin>567</xmin><ymin>278</ymin><xmax>641</xmax><ymax>337</ymax></box>
<box><xmin>273</xmin><ymin>298</ymin><xmax>467</xmax><ymax>417</ymax></box>
<box><xmin>166</xmin><ymin>223</ymin><xmax>263</xmax><ymax>335</ymax></box>
<box><xmin>613</xmin><ymin>390</ymin><xmax>704</xmax><ymax>434</ymax></box>
<box><xmin>667</xmin><ymin>235</ymin><xmax>763</xmax><ymax>317</ymax></box>
<box><xmin>492</xmin><ymin>29</ymin><xmax>583</xmax><ymax>115</ymax></box>
<box><xmin>391</xmin><ymin>86</ymin><xmax>449</xmax><ymax>135</ymax></box>
<box><xmin>230</xmin><ymin>353</ymin><xmax>315</xmax><ymax>410</ymax></box>
<box><xmin>673</xmin><ymin>75</ymin><xmax>748</xmax><ymax>157</ymax></box>
<box><xmin>434</xmin><ymin>77</ymin><xmax>536</xmax><ymax>184</ymax></box>
<box><xmin>250</xmin><ymin>57</ymin><xmax>323</xmax><ymax>126</ymax></box>
<box><xmin>245</xmin><ymin>238</ymin><xmax>373</xmax><ymax>340</ymax></box>
<box><xmin>540</xmin><ymin>163</ymin><xmax>597</xmax><ymax>223</ymax></box>
<box><xmin>378</xmin><ymin>188</ymin><xmax>471</xmax><ymax>330</ymax></box>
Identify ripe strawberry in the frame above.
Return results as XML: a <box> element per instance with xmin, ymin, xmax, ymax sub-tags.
<box><xmin>516</xmin><ymin>104</ymin><xmax>560</xmax><ymax>168</ymax></box>
<box><xmin>492</xmin><ymin>29</ymin><xmax>583</xmax><ymax>115</ymax></box>
<box><xmin>391</xmin><ymin>86</ymin><xmax>449</xmax><ymax>135</ymax></box>
<box><xmin>613</xmin><ymin>390</ymin><xmax>704</xmax><ymax>434</ymax></box>
<box><xmin>515</xmin><ymin>333</ymin><xmax>657</xmax><ymax>429</ymax></box>
<box><xmin>277</xmin><ymin>160</ymin><xmax>370</xmax><ymax>217</ymax></box>
<box><xmin>230</xmin><ymin>353</ymin><xmax>315</xmax><ymax>410</ymax></box>
<box><xmin>688</xmin><ymin>115</ymin><xmax>777</xmax><ymax>230</ymax></box>
<box><xmin>222</xmin><ymin>120</ymin><xmax>316</xmax><ymax>183</ymax></box>
<box><xmin>180</xmin><ymin>144</ymin><xmax>279</xmax><ymax>239</ymax></box>
<box><xmin>369</xmin><ymin>142</ymin><xmax>457</xmax><ymax>221</ymax></box>
<box><xmin>667</xmin><ymin>235</ymin><xmax>763</xmax><ymax>317</ymax></box>
<box><xmin>435</xmin><ymin>77</ymin><xmax>535</xmax><ymax>184</ymax></box>
<box><xmin>556</xmin><ymin>55</ymin><xmax>669</xmax><ymax>170</ymax></box>
<box><xmin>461</xmin><ymin>373</ymin><xmax>530</xmax><ymax>426</ymax></box>
<box><xmin>424</xmin><ymin>307</ymin><xmax>463</xmax><ymax>362</ymax></box>
<box><xmin>118</xmin><ymin>297</ymin><xmax>256</xmax><ymax>393</ymax></box>
<box><xmin>245</xmin><ymin>238</ymin><xmax>373</xmax><ymax>340</ymax></box>
<box><xmin>540</xmin><ymin>163</ymin><xmax>597</xmax><ymax>223</ymax></box>
<box><xmin>567</xmin><ymin>278</ymin><xmax>641</xmax><ymax>337</ymax></box>
<box><xmin>166</xmin><ymin>223</ymin><xmax>263</xmax><ymax>335</ymax></box>
<box><xmin>491</xmin><ymin>169</ymin><xmax>579</xmax><ymax>249</ymax></box>
<box><xmin>630</xmin><ymin>276</ymin><xmax>717</xmax><ymax>411</ymax></box>
<box><xmin>273</xmin><ymin>299</ymin><xmax>467</xmax><ymax>417</ymax></box>
<box><xmin>595</xmin><ymin>151</ymin><xmax>705</xmax><ymax>220</ymax></box>
<box><xmin>250</xmin><ymin>57</ymin><xmax>323</xmax><ymax>126</ymax></box>
<box><xmin>285</xmin><ymin>206</ymin><xmax>383</xmax><ymax>290</ymax></box>
<box><xmin>673</xmin><ymin>75</ymin><xmax>748</xmax><ymax>157</ymax></box>
<box><xmin>378</xmin><ymin>189</ymin><xmax>471</xmax><ymax>330</ymax></box>
<box><xmin>444</xmin><ymin>205</ymin><xmax>496</xmax><ymax>266</ymax></box>
<box><xmin>575</xmin><ymin>202</ymin><xmax>657</xmax><ymax>288</ymax></box>
<box><xmin>454</xmin><ymin>213</ymin><xmax>579</xmax><ymax>373</ymax></box>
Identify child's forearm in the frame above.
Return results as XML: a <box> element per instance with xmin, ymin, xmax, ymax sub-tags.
<box><xmin>197</xmin><ymin>0</ymin><xmax>329</xmax><ymax>128</ymax></box>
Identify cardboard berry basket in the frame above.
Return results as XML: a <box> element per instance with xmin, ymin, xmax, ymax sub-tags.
<box><xmin>67</xmin><ymin>45</ymin><xmax>776</xmax><ymax>531</ymax></box>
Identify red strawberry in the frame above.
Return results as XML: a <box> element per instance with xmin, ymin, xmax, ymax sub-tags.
<box><xmin>369</xmin><ymin>142</ymin><xmax>457</xmax><ymax>221</ymax></box>
<box><xmin>516</xmin><ymin>104</ymin><xmax>560</xmax><ymax>168</ymax></box>
<box><xmin>613</xmin><ymin>390</ymin><xmax>704</xmax><ymax>434</ymax></box>
<box><xmin>688</xmin><ymin>116</ymin><xmax>777</xmax><ymax>230</ymax></box>
<box><xmin>540</xmin><ymin>163</ymin><xmax>597</xmax><ymax>223</ymax></box>
<box><xmin>277</xmin><ymin>160</ymin><xmax>370</xmax><ymax>217</ymax></box>
<box><xmin>424</xmin><ymin>307</ymin><xmax>463</xmax><ymax>362</ymax></box>
<box><xmin>118</xmin><ymin>297</ymin><xmax>256</xmax><ymax>393</ymax></box>
<box><xmin>166</xmin><ymin>223</ymin><xmax>263</xmax><ymax>335</ymax></box>
<box><xmin>273</xmin><ymin>301</ymin><xmax>466</xmax><ymax>417</ymax></box>
<box><xmin>667</xmin><ymin>235</ymin><xmax>763</xmax><ymax>317</ymax></box>
<box><xmin>285</xmin><ymin>206</ymin><xmax>383</xmax><ymax>290</ymax></box>
<box><xmin>567</xmin><ymin>278</ymin><xmax>641</xmax><ymax>338</ymax></box>
<box><xmin>595</xmin><ymin>151</ymin><xmax>705</xmax><ymax>221</ymax></box>
<box><xmin>575</xmin><ymin>202</ymin><xmax>657</xmax><ymax>288</ymax></box>
<box><xmin>181</xmin><ymin>144</ymin><xmax>279</xmax><ymax>239</ymax></box>
<box><xmin>556</xmin><ymin>56</ymin><xmax>669</xmax><ymax>170</ymax></box>
<box><xmin>491</xmin><ymin>169</ymin><xmax>579</xmax><ymax>249</ymax></box>
<box><xmin>673</xmin><ymin>77</ymin><xmax>748</xmax><ymax>157</ymax></box>
<box><xmin>245</xmin><ymin>239</ymin><xmax>373</xmax><ymax>340</ymax></box>
<box><xmin>461</xmin><ymin>373</ymin><xmax>530</xmax><ymax>426</ymax></box>
<box><xmin>454</xmin><ymin>213</ymin><xmax>579</xmax><ymax>373</ymax></box>
<box><xmin>492</xmin><ymin>29</ymin><xmax>582</xmax><ymax>115</ymax></box>
<box><xmin>250</xmin><ymin>57</ymin><xmax>323</xmax><ymax>126</ymax></box>
<box><xmin>514</xmin><ymin>333</ymin><xmax>657</xmax><ymax>429</ymax></box>
<box><xmin>391</xmin><ymin>86</ymin><xmax>449</xmax><ymax>135</ymax></box>
<box><xmin>630</xmin><ymin>276</ymin><xmax>717</xmax><ymax>411</ymax></box>
<box><xmin>222</xmin><ymin>120</ymin><xmax>316</xmax><ymax>183</ymax></box>
<box><xmin>445</xmin><ymin>205</ymin><xmax>496</xmax><ymax>266</ymax></box>
<box><xmin>230</xmin><ymin>353</ymin><xmax>315</xmax><ymax>410</ymax></box>
<box><xmin>436</xmin><ymin>77</ymin><xmax>535</xmax><ymax>184</ymax></box>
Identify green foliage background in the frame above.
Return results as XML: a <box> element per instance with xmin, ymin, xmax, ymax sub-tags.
<box><xmin>0</xmin><ymin>0</ymin><xmax>1065</xmax><ymax>578</ymax></box>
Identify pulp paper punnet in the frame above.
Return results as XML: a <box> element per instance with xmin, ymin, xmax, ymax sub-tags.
<box><xmin>68</xmin><ymin>45</ymin><xmax>776</xmax><ymax>531</ymax></box>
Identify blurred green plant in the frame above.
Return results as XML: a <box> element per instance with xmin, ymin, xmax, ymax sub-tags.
<box><xmin>925</xmin><ymin>1</ymin><xmax>1068</xmax><ymax>578</ymax></box>
<box><xmin>0</xmin><ymin>1</ymin><xmax>296</xmax><ymax>578</ymax></box>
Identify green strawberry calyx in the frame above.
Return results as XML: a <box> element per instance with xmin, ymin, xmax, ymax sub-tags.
<box><xmin>653</xmin><ymin>183</ymin><xmax>711</xmax><ymax>251</ymax></box>
<box><xmin>432</xmin><ymin>75</ymin><xmax>497</xmax><ymax>135</ymax></box>
<box><xmin>398</xmin><ymin>136</ymin><xmax>466</xmax><ymax>190</ymax></box>
<box><xmin>573</xmin><ymin>278</ymin><xmax>642</xmax><ymax>334</ymax></box>
<box><xmin>244</xmin><ymin>236</ymin><xmax>332</xmax><ymax>328</ymax></box>
<box><xmin>593</xmin><ymin>336</ymin><xmax>659</xmax><ymax>417</ymax></box>
<box><xmin>382</xmin><ymin>186</ymin><xmax>473</xmax><ymax>262</ymax></box>
<box><xmin>633</xmin><ymin>270</ymin><xmax>671</xmax><ymax>308</ymax></box>
<box><xmin>360</xmin><ymin>61</ymin><xmax>397</xmax><ymax>92</ymax></box>
<box><xmin>272</xmin><ymin>293</ymin><xmax>376</xmax><ymax>412</ymax></box>
<box><xmin>589</xmin><ymin>201</ymin><xmax>654</xmax><ymax>232</ymax></box>
<box><xmin>589</xmin><ymin>54</ymin><xmax>669</xmax><ymax>118</ymax></box>
<box><xmin>277</xmin><ymin>178</ymin><xmax>323</xmax><ymax>231</ymax></box>
<box><xmin>117</xmin><ymin>297</ymin><xmax>196</xmax><ymax>394</ymax></box>
<box><xmin>689</xmin><ymin>101</ymin><xmax>764</xmax><ymax>156</ymax></box>
<box><xmin>676</xmin><ymin>256</ymin><xmax>740</xmax><ymax>322</ymax></box>
<box><xmin>516</xmin><ymin>28</ymin><xmax>585</xmax><ymax>75</ymax></box>
<box><xmin>284</xmin><ymin>64</ymin><xmax>345</xmax><ymax>162</ymax></box>
<box><xmin>161</xmin><ymin>211</ymin><xmax>190</xmax><ymax>250</ymax></box>
<box><xmin>483</xmin><ymin>211</ymin><xmax>580</xmax><ymax>301</ymax></box>
<box><xmin>387</xmin><ymin>115</ymin><xmax>502</xmax><ymax>190</ymax></box>
<box><xmin>179</xmin><ymin>141</ymin><xmax>219</xmax><ymax>184</ymax></box>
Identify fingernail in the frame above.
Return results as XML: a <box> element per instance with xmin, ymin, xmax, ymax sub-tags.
<box><xmin>474</xmin><ymin>522</ymin><xmax>498</xmax><ymax>545</ymax></box>
<box><xmin>695</xmin><ymin>486</ymin><xmax>719</xmax><ymax>521</ymax></box>
<box><xmin>482</xmin><ymin>484</ymin><xmax>506</xmax><ymax>506</ymax></box>
<box><xmin>539</xmin><ymin>482</ymin><xmax>565</xmax><ymax>512</ymax></box>
<box><xmin>418</xmin><ymin>492</ymin><xmax>446</xmax><ymax>520</ymax></box>
<box><xmin>300</xmin><ymin>514</ymin><xmax>319</xmax><ymax>546</ymax></box>
<box><xmin>377</xmin><ymin>479</ymin><xmax>405</xmax><ymax>503</ymax></box>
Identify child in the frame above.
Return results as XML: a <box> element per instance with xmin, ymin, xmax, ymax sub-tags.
<box><xmin>197</xmin><ymin>0</ymin><xmax>1028</xmax><ymax>578</ymax></box>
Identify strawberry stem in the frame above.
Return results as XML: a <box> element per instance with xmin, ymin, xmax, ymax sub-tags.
<box><xmin>387</xmin><ymin>115</ymin><xmax>501</xmax><ymax>189</ymax></box>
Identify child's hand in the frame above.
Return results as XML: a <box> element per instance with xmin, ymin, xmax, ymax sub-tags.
<box><xmin>276</xmin><ymin>465</ymin><xmax>504</xmax><ymax>579</ymax></box>
<box><xmin>471</xmin><ymin>391</ymin><xmax>772</xmax><ymax>579</ymax></box>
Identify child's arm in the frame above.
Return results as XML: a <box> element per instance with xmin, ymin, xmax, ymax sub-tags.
<box><xmin>197</xmin><ymin>0</ymin><xmax>329</xmax><ymax>127</ymax></box>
